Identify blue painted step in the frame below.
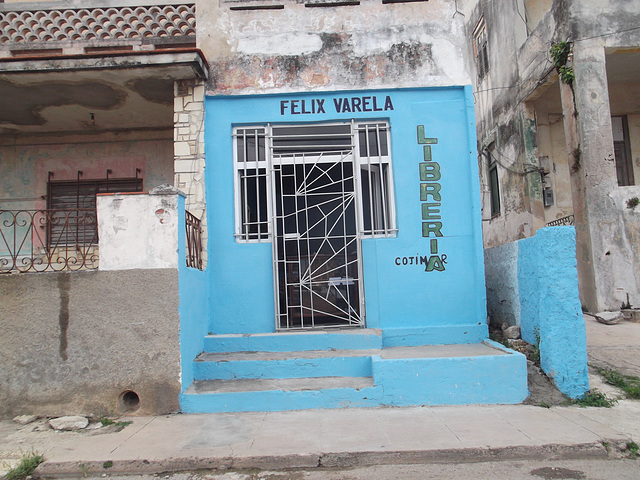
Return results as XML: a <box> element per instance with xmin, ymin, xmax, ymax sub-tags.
<box><xmin>203</xmin><ymin>329</ymin><xmax>383</xmax><ymax>353</ymax></box>
<box><xmin>193</xmin><ymin>350</ymin><xmax>375</xmax><ymax>380</ymax></box>
<box><xmin>182</xmin><ymin>341</ymin><xmax>530</xmax><ymax>413</ymax></box>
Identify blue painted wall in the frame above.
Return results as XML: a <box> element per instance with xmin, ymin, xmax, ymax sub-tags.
<box><xmin>177</xmin><ymin>195</ymin><xmax>210</xmax><ymax>393</ymax></box>
<box><xmin>204</xmin><ymin>87</ymin><xmax>486</xmax><ymax>343</ymax></box>
<box><xmin>484</xmin><ymin>226</ymin><xmax>589</xmax><ymax>398</ymax></box>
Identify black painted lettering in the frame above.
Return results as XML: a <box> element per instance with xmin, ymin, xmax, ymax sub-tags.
<box><xmin>291</xmin><ymin>100</ymin><xmax>300</xmax><ymax>115</ymax></box>
<box><xmin>352</xmin><ymin>97</ymin><xmax>362</xmax><ymax>112</ymax></box>
<box><xmin>362</xmin><ymin>97</ymin><xmax>372</xmax><ymax>111</ymax></box>
<box><xmin>280</xmin><ymin>100</ymin><xmax>289</xmax><ymax>115</ymax></box>
<box><xmin>316</xmin><ymin>99</ymin><xmax>326</xmax><ymax>114</ymax></box>
<box><xmin>384</xmin><ymin>96</ymin><xmax>394</xmax><ymax>111</ymax></box>
<box><xmin>395</xmin><ymin>257</ymin><xmax>401</xmax><ymax>265</ymax></box>
<box><xmin>372</xmin><ymin>96</ymin><xmax>383</xmax><ymax>112</ymax></box>
<box><xmin>333</xmin><ymin>98</ymin><xmax>343</xmax><ymax>113</ymax></box>
<box><xmin>301</xmin><ymin>99</ymin><xmax>311</xmax><ymax>114</ymax></box>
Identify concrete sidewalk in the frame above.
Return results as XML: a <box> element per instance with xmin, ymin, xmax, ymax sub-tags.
<box><xmin>2</xmin><ymin>316</ymin><xmax>639</xmax><ymax>477</ymax></box>
<box><xmin>1</xmin><ymin>401</ymin><xmax>640</xmax><ymax>477</ymax></box>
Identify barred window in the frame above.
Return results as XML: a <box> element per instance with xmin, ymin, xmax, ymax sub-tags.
<box><xmin>232</xmin><ymin>121</ymin><xmax>396</xmax><ymax>242</ymax></box>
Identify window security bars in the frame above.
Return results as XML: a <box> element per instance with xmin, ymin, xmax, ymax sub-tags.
<box><xmin>233</xmin><ymin>121</ymin><xmax>396</xmax><ymax>242</ymax></box>
<box><xmin>185</xmin><ymin>210</ymin><xmax>203</xmax><ymax>270</ymax></box>
<box><xmin>233</xmin><ymin>121</ymin><xmax>396</xmax><ymax>329</ymax></box>
<box><xmin>0</xmin><ymin>209</ymin><xmax>98</xmax><ymax>273</ymax></box>
<box><xmin>473</xmin><ymin>17</ymin><xmax>489</xmax><ymax>80</ymax></box>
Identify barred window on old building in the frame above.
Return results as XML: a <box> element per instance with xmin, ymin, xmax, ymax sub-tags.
<box><xmin>473</xmin><ymin>17</ymin><xmax>489</xmax><ymax>81</ymax></box>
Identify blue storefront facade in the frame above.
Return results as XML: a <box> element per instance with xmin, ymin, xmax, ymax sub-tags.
<box><xmin>179</xmin><ymin>86</ymin><xmax>528</xmax><ymax>413</ymax></box>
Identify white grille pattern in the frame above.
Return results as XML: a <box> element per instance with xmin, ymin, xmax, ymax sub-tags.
<box><xmin>0</xmin><ymin>4</ymin><xmax>195</xmax><ymax>45</ymax></box>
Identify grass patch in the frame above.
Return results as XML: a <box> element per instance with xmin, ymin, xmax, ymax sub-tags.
<box><xmin>572</xmin><ymin>389</ymin><xmax>616</xmax><ymax>408</ymax></box>
<box><xmin>99</xmin><ymin>417</ymin><xmax>132</xmax><ymax>430</ymax></box>
<box><xmin>3</xmin><ymin>452</ymin><xmax>43</xmax><ymax>480</ymax></box>
<box><xmin>595</xmin><ymin>366</ymin><xmax>640</xmax><ymax>399</ymax></box>
<box><xmin>628</xmin><ymin>441</ymin><xmax>639</xmax><ymax>458</ymax></box>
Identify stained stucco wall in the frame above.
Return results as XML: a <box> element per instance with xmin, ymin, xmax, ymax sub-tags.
<box><xmin>0</xmin><ymin>130</ymin><xmax>174</xmax><ymax>211</ymax></box>
<box><xmin>0</xmin><ymin>269</ymin><xmax>181</xmax><ymax>418</ymax></box>
<box><xmin>196</xmin><ymin>0</ymin><xmax>471</xmax><ymax>95</ymax></box>
<box><xmin>484</xmin><ymin>226</ymin><xmax>588</xmax><ymax>398</ymax></box>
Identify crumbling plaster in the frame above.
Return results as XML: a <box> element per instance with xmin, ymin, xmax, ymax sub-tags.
<box><xmin>466</xmin><ymin>0</ymin><xmax>640</xmax><ymax>311</ymax></box>
<box><xmin>197</xmin><ymin>0</ymin><xmax>471</xmax><ymax>94</ymax></box>
<box><xmin>0</xmin><ymin>130</ymin><xmax>174</xmax><ymax>212</ymax></box>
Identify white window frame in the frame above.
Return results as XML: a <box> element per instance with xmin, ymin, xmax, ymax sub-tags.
<box><xmin>232</xmin><ymin>120</ymin><xmax>397</xmax><ymax>243</ymax></box>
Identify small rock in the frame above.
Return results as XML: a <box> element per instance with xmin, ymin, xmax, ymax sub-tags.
<box><xmin>48</xmin><ymin>415</ymin><xmax>89</xmax><ymax>431</ymax></box>
<box><xmin>13</xmin><ymin>415</ymin><xmax>39</xmax><ymax>425</ymax></box>
<box><xmin>85</xmin><ymin>422</ymin><xmax>104</xmax><ymax>430</ymax></box>
<box><xmin>503</xmin><ymin>325</ymin><xmax>521</xmax><ymax>339</ymax></box>
<box><xmin>595</xmin><ymin>311</ymin><xmax>623</xmax><ymax>325</ymax></box>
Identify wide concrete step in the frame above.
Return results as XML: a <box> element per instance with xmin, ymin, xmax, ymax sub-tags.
<box><xmin>193</xmin><ymin>349</ymin><xmax>375</xmax><ymax>380</ymax></box>
<box><xmin>182</xmin><ymin>376</ymin><xmax>379</xmax><ymax>413</ymax></box>
<box><xmin>182</xmin><ymin>341</ymin><xmax>530</xmax><ymax>413</ymax></box>
<box><xmin>203</xmin><ymin>328</ymin><xmax>383</xmax><ymax>353</ymax></box>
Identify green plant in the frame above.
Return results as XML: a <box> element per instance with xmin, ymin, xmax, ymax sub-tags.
<box><xmin>102</xmin><ymin>461</ymin><xmax>113</xmax><ymax>469</ymax></box>
<box><xmin>550</xmin><ymin>42</ymin><xmax>571</xmax><ymax>68</ymax></box>
<box><xmin>559</xmin><ymin>65</ymin><xmax>575</xmax><ymax>84</ymax></box>
<box><xmin>572</xmin><ymin>389</ymin><xmax>616</xmax><ymax>408</ymax></box>
<box><xmin>628</xmin><ymin>441</ymin><xmax>639</xmax><ymax>458</ymax></box>
<box><xmin>531</xmin><ymin>327</ymin><xmax>541</xmax><ymax>366</ymax></box>
<box><xmin>100</xmin><ymin>417</ymin><xmax>115</xmax><ymax>426</ymax></box>
<box><xmin>550</xmin><ymin>41</ymin><xmax>575</xmax><ymax>85</ymax></box>
<box><xmin>80</xmin><ymin>463</ymin><xmax>88</xmax><ymax>478</ymax></box>
<box><xmin>3</xmin><ymin>452</ymin><xmax>43</xmax><ymax>480</ymax></box>
<box><xmin>627</xmin><ymin>197</ymin><xmax>639</xmax><ymax>209</ymax></box>
<box><xmin>595</xmin><ymin>366</ymin><xmax>640</xmax><ymax>399</ymax></box>
<box><xmin>581</xmin><ymin>304</ymin><xmax>589</xmax><ymax>313</ymax></box>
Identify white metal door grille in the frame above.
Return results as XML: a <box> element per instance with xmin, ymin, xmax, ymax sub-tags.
<box><xmin>233</xmin><ymin>121</ymin><xmax>396</xmax><ymax>330</ymax></box>
<box><xmin>273</xmin><ymin>151</ymin><xmax>363</xmax><ymax>329</ymax></box>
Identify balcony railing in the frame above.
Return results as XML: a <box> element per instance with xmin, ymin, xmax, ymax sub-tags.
<box><xmin>546</xmin><ymin>214</ymin><xmax>574</xmax><ymax>227</ymax></box>
<box><xmin>185</xmin><ymin>209</ymin><xmax>203</xmax><ymax>270</ymax></box>
<box><xmin>0</xmin><ymin>209</ymin><xmax>99</xmax><ymax>273</ymax></box>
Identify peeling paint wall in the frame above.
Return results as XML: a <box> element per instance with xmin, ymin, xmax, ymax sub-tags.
<box><xmin>97</xmin><ymin>190</ymin><xmax>181</xmax><ymax>271</ymax></box>
<box><xmin>465</xmin><ymin>0</ymin><xmax>640</xmax><ymax>311</ymax></box>
<box><xmin>197</xmin><ymin>0</ymin><xmax>471</xmax><ymax>95</ymax></box>
<box><xmin>0</xmin><ymin>130</ymin><xmax>174</xmax><ymax>211</ymax></box>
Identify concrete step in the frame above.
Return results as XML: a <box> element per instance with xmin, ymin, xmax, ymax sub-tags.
<box><xmin>182</xmin><ymin>341</ymin><xmax>530</xmax><ymax>413</ymax></box>
<box><xmin>203</xmin><ymin>328</ymin><xmax>383</xmax><ymax>353</ymax></box>
<box><xmin>182</xmin><ymin>376</ymin><xmax>379</xmax><ymax>413</ymax></box>
<box><xmin>194</xmin><ymin>349</ymin><xmax>375</xmax><ymax>380</ymax></box>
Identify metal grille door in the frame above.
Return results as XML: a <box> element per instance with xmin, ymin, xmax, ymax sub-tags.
<box><xmin>272</xmin><ymin>151</ymin><xmax>364</xmax><ymax>329</ymax></box>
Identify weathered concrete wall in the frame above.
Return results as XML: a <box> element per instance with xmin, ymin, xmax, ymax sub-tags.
<box><xmin>0</xmin><ymin>130</ymin><xmax>173</xmax><ymax>211</ymax></box>
<box><xmin>465</xmin><ymin>0</ymin><xmax>640</xmax><ymax>311</ymax></box>
<box><xmin>0</xmin><ymin>269</ymin><xmax>181</xmax><ymax>418</ymax></box>
<box><xmin>484</xmin><ymin>226</ymin><xmax>589</xmax><ymax>398</ymax></box>
<box><xmin>97</xmin><ymin>189</ymin><xmax>182</xmax><ymax>271</ymax></box>
<box><xmin>197</xmin><ymin>0</ymin><xmax>471</xmax><ymax>95</ymax></box>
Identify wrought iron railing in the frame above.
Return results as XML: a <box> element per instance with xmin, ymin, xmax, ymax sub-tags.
<box><xmin>546</xmin><ymin>214</ymin><xmax>574</xmax><ymax>227</ymax></box>
<box><xmin>185</xmin><ymin>210</ymin><xmax>202</xmax><ymax>270</ymax></box>
<box><xmin>0</xmin><ymin>209</ymin><xmax>99</xmax><ymax>273</ymax></box>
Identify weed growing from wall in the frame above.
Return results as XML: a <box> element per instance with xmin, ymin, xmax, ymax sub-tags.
<box><xmin>550</xmin><ymin>42</ymin><xmax>574</xmax><ymax>85</ymax></box>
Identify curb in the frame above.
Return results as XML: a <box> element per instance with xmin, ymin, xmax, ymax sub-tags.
<box><xmin>34</xmin><ymin>442</ymin><xmax>612</xmax><ymax>477</ymax></box>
